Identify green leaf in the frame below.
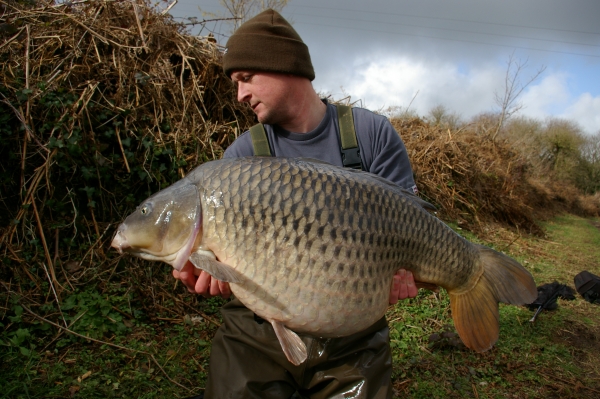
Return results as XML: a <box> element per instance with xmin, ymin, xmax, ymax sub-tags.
<box><xmin>19</xmin><ymin>346</ymin><xmax>31</xmax><ymax>356</ymax></box>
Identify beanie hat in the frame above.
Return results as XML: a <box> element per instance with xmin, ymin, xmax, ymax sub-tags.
<box><xmin>223</xmin><ymin>9</ymin><xmax>315</xmax><ymax>81</ymax></box>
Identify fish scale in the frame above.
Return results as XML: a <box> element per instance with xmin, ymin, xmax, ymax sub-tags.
<box><xmin>112</xmin><ymin>157</ymin><xmax>537</xmax><ymax>365</ymax></box>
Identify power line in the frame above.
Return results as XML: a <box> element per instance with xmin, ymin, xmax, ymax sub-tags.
<box><xmin>175</xmin><ymin>1</ymin><xmax>600</xmax><ymax>57</ymax></box>
<box><xmin>290</xmin><ymin>11</ymin><xmax>600</xmax><ymax>49</ymax></box>
<box><xmin>295</xmin><ymin>21</ymin><xmax>600</xmax><ymax>59</ymax></box>
<box><xmin>289</xmin><ymin>4</ymin><xmax>600</xmax><ymax>37</ymax></box>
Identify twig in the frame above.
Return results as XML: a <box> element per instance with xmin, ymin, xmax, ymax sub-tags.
<box><xmin>115</xmin><ymin>126</ymin><xmax>131</xmax><ymax>173</ymax></box>
<box><xmin>0</xmin><ymin>26</ymin><xmax>27</xmax><ymax>51</ymax></box>
<box><xmin>155</xmin><ymin>284</ymin><xmax>221</xmax><ymax>328</ymax></box>
<box><xmin>19</xmin><ymin>302</ymin><xmax>192</xmax><ymax>393</ymax></box>
<box><xmin>182</xmin><ymin>17</ymin><xmax>241</xmax><ymax>26</ymax></box>
<box><xmin>31</xmin><ymin>199</ymin><xmax>64</xmax><ymax>292</ymax></box>
<box><xmin>161</xmin><ymin>0</ymin><xmax>178</xmax><ymax>15</ymax></box>
<box><xmin>1</xmin><ymin>279</ymin><xmax>11</xmax><ymax>319</ymax></box>
<box><xmin>499</xmin><ymin>233</ymin><xmax>521</xmax><ymax>252</ymax></box>
<box><xmin>79</xmin><ymin>223</ymin><xmax>114</xmax><ymax>268</ymax></box>
<box><xmin>131</xmin><ymin>0</ymin><xmax>148</xmax><ymax>49</ymax></box>
<box><xmin>42</xmin><ymin>310</ymin><xmax>88</xmax><ymax>351</ymax></box>
<box><xmin>21</xmin><ymin>116</ymin><xmax>28</xmax><ymax>192</ymax></box>
<box><xmin>61</xmin><ymin>12</ymin><xmax>146</xmax><ymax>49</ymax></box>
<box><xmin>24</xmin><ymin>24</ymin><xmax>31</xmax><ymax>122</ymax></box>
<box><xmin>405</xmin><ymin>90</ymin><xmax>419</xmax><ymax>115</ymax></box>
<box><xmin>89</xmin><ymin>206</ymin><xmax>101</xmax><ymax>242</ymax></box>
<box><xmin>0</xmin><ymin>92</ymin><xmax>48</xmax><ymax>151</ymax></box>
<box><xmin>471</xmin><ymin>382</ymin><xmax>480</xmax><ymax>399</ymax></box>
<box><xmin>41</xmin><ymin>262</ymin><xmax>68</xmax><ymax>327</ymax></box>
<box><xmin>54</xmin><ymin>229</ymin><xmax>75</xmax><ymax>291</ymax></box>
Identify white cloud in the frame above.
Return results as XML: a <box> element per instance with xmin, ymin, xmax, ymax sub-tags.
<box><xmin>316</xmin><ymin>54</ymin><xmax>503</xmax><ymax>118</ymax></box>
<box><xmin>518</xmin><ymin>74</ymin><xmax>600</xmax><ymax>135</ymax></box>
<box><xmin>316</xmin><ymin>55</ymin><xmax>600</xmax><ymax>135</ymax></box>
<box><xmin>518</xmin><ymin>73</ymin><xmax>571</xmax><ymax>119</ymax></box>
<box><xmin>561</xmin><ymin>93</ymin><xmax>600</xmax><ymax>135</ymax></box>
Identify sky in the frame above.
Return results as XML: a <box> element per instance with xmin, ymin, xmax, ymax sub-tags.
<box><xmin>167</xmin><ymin>0</ymin><xmax>600</xmax><ymax>135</ymax></box>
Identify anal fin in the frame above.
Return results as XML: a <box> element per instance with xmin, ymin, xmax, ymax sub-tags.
<box><xmin>188</xmin><ymin>250</ymin><xmax>244</xmax><ymax>284</ymax></box>
<box><xmin>270</xmin><ymin>320</ymin><xmax>307</xmax><ymax>366</ymax></box>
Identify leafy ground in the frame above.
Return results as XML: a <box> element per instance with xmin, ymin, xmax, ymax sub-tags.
<box><xmin>1</xmin><ymin>214</ymin><xmax>599</xmax><ymax>398</ymax></box>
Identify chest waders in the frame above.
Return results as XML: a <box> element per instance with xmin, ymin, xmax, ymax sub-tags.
<box><xmin>205</xmin><ymin>104</ymin><xmax>392</xmax><ymax>399</ymax></box>
<box><xmin>249</xmin><ymin>104</ymin><xmax>364</xmax><ymax>170</ymax></box>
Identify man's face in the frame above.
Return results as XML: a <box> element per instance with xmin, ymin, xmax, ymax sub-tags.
<box><xmin>231</xmin><ymin>70</ymin><xmax>293</xmax><ymax>126</ymax></box>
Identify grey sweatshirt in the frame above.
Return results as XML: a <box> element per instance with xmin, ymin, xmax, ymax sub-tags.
<box><xmin>223</xmin><ymin>102</ymin><xmax>417</xmax><ymax>193</ymax></box>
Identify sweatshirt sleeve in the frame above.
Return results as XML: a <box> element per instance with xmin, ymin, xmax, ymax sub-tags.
<box><xmin>353</xmin><ymin>109</ymin><xmax>417</xmax><ymax>192</ymax></box>
<box><xmin>222</xmin><ymin>130</ymin><xmax>255</xmax><ymax>158</ymax></box>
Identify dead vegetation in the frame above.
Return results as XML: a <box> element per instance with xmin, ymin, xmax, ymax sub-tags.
<box><xmin>0</xmin><ymin>0</ymin><xmax>254</xmax><ymax>282</ymax></box>
<box><xmin>393</xmin><ymin>118</ymin><xmax>599</xmax><ymax>236</ymax></box>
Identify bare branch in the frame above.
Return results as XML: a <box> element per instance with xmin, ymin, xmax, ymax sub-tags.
<box><xmin>219</xmin><ymin>0</ymin><xmax>290</xmax><ymax>31</ymax></box>
<box><xmin>492</xmin><ymin>52</ymin><xmax>546</xmax><ymax>141</ymax></box>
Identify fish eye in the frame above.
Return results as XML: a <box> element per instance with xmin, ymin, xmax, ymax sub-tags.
<box><xmin>140</xmin><ymin>204</ymin><xmax>152</xmax><ymax>215</ymax></box>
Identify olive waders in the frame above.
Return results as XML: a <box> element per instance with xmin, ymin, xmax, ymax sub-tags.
<box><xmin>204</xmin><ymin>299</ymin><xmax>393</xmax><ymax>399</ymax></box>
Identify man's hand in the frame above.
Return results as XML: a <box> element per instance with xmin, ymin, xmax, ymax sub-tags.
<box><xmin>389</xmin><ymin>269</ymin><xmax>418</xmax><ymax>304</ymax></box>
<box><xmin>172</xmin><ymin>261</ymin><xmax>232</xmax><ymax>299</ymax></box>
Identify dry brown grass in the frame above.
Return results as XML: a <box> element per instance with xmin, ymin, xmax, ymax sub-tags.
<box><xmin>393</xmin><ymin>117</ymin><xmax>600</xmax><ymax>236</ymax></box>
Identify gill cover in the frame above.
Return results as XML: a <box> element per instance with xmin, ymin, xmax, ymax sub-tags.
<box><xmin>117</xmin><ymin>184</ymin><xmax>201</xmax><ymax>270</ymax></box>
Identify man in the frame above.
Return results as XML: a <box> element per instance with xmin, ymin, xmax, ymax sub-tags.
<box><xmin>174</xmin><ymin>9</ymin><xmax>419</xmax><ymax>399</ymax></box>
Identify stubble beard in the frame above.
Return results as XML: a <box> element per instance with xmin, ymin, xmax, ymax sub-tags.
<box><xmin>255</xmin><ymin>106</ymin><xmax>285</xmax><ymax>127</ymax></box>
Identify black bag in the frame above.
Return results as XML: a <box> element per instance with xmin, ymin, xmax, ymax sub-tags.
<box><xmin>574</xmin><ymin>271</ymin><xmax>600</xmax><ymax>304</ymax></box>
<box><xmin>526</xmin><ymin>282</ymin><xmax>575</xmax><ymax>312</ymax></box>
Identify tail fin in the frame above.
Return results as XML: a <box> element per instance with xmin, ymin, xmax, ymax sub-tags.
<box><xmin>449</xmin><ymin>245</ymin><xmax>537</xmax><ymax>352</ymax></box>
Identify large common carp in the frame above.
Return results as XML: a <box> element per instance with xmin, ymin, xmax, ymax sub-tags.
<box><xmin>111</xmin><ymin>157</ymin><xmax>536</xmax><ymax>365</ymax></box>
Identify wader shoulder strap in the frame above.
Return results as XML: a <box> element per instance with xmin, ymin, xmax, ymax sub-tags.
<box><xmin>249</xmin><ymin>123</ymin><xmax>271</xmax><ymax>156</ymax></box>
<box><xmin>248</xmin><ymin>105</ymin><xmax>363</xmax><ymax>170</ymax></box>
<box><xmin>335</xmin><ymin>104</ymin><xmax>363</xmax><ymax>170</ymax></box>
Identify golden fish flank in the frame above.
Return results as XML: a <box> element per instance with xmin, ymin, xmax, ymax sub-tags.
<box><xmin>111</xmin><ymin>157</ymin><xmax>537</xmax><ymax>366</ymax></box>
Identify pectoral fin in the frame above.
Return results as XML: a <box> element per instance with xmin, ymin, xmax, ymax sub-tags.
<box><xmin>188</xmin><ymin>250</ymin><xmax>244</xmax><ymax>283</ymax></box>
<box><xmin>270</xmin><ymin>320</ymin><xmax>307</xmax><ymax>366</ymax></box>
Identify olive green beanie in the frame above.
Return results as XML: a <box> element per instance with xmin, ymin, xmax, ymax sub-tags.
<box><xmin>223</xmin><ymin>9</ymin><xmax>315</xmax><ymax>81</ymax></box>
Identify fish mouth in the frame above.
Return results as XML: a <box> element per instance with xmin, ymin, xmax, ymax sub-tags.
<box><xmin>111</xmin><ymin>228</ymin><xmax>130</xmax><ymax>254</ymax></box>
<box><xmin>110</xmin><ymin>231</ymin><xmax>165</xmax><ymax>261</ymax></box>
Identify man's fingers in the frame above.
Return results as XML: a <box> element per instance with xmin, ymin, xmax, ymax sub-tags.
<box><xmin>389</xmin><ymin>274</ymin><xmax>401</xmax><ymax>305</ymax></box>
<box><xmin>195</xmin><ymin>271</ymin><xmax>212</xmax><ymax>296</ymax></box>
<box><xmin>398</xmin><ymin>269</ymin><xmax>409</xmax><ymax>299</ymax></box>
<box><xmin>405</xmin><ymin>270</ymin><xmax>418</xmax><ymax>298</ymax></box>
<box><xmin>391</xmin><ymin>269</ymin><xmax>419</xmax><ymax>301</ymax></box>
<box><xmin>218</xmin><ymin>280</ymin><xmax>232</xmax><ymax>299</ymax></box>
<box><xmin>180</xmin><ymin>271</ymin><xmax>198</xmax><ymax>293</ymax></box>
<box><xmin>173</xmin><ymin>262</ymin><xmax>200</xmax><ymax>293</ymax></box>
<box><xmin>173</xmin><ymin>262</ymin><xmax>232</xmax><ymax>299</ymax></box>
<box><xmin>209</xmin><ymin>276</ymin><xmax>222</xmax><ymax>297</ymax></box>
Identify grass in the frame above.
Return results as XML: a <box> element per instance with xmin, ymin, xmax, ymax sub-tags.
<box><xmin>387</xmin><ymin>214</ymin><xmax>600</xmax><ymax>398</ymax></box>
<box><xmin>1</xmin><ymin>214</ymin><xmax>599</xmax><ymax>398</ymax></box>
<box><xmin>0</xmin><ymin>285</ymin><xmax>226</xmax><ymax>398</ymax></box>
